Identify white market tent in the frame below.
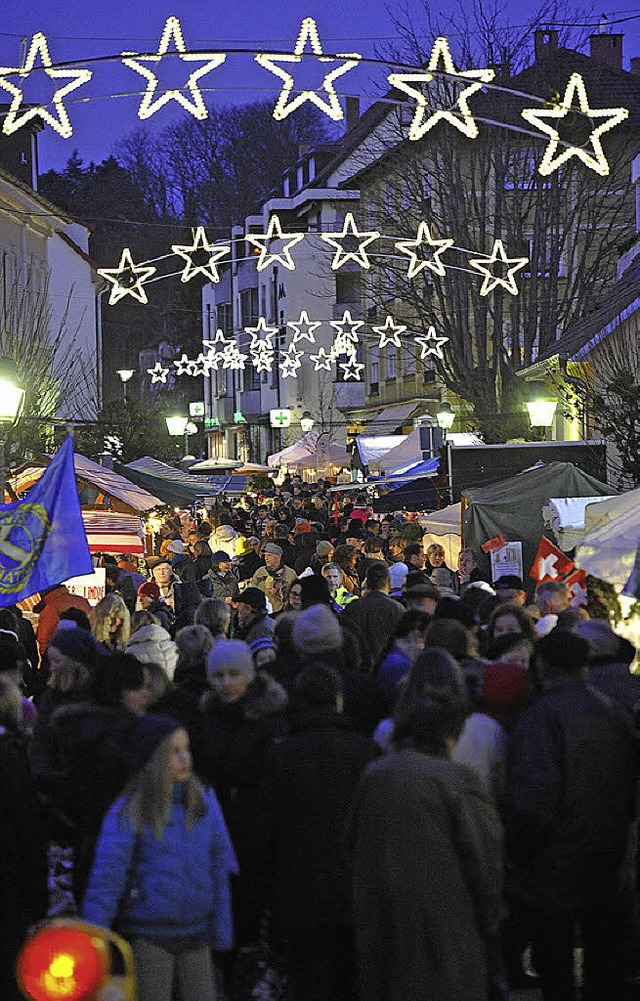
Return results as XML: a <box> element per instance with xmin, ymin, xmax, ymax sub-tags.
<box><xmin>575</xmin><ymin>487</ymin><xmax>640</xmax><ymax>587</ymax></box>
<box><xmin>354</xmin><ymin>435</ymin><xmax>406</xmax><ymax>468</ymax></box>
<box><xmin>418</xmin><ymin>502</ymin><xmax>463</xmax><ymax>568</ymax></box>
<box><xmin>267</xmin><ymin>431</ymin><xmax>350</xmax><ymax>472</ymax></box>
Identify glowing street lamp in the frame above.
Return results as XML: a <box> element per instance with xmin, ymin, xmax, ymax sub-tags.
<box><xmin>300</xmin><ymin>410</ymin><xmax>315</xmax><ymax>434</ymax></box>
<box><xmin>525</xmin><ymin>383</ymin><xmax>557</xmax><ymax>427</ymax></box>
<box><xmin>116</xmin><ymin>368</ymin><xmax>134</xmax><ymax>402</ymax></box>
<box><xmin>436</xmin><ymin>402</ymin><xmax>455</xmax><ymax>431</ymax></box>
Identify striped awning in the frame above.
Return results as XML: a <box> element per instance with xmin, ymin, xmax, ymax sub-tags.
<box><xmin>82</xmin><ymin>511</ymin><xmax>145</xmax><ymax>554</ymax></box>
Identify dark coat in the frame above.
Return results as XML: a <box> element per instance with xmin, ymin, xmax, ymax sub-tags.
<box><xmin>206</xmin><ymin>568</ymin><xmax>240</xmax><ymax>602</ymax></box>
<box><xmin>268</xmin><ymin>710</ymin><xmax>377</xmax><ymax>932</ymax></box>
<box><xmin>237</xmin><ymin>551</ymin><xmax>262</xmax><ymax>582</ymax></box>
<box><xmin>341</xmin><ymin>590</ymin><xmax>403</xmax><ymax>668</ymax></box>
<box><xmin>588</xmin><ymin>659</ymin><xmax>640</xmax><ymax>716</ymax></box>
<box><xmin>505</xmin><ymin>679</ymin><xmax>638</xmax><ymax>912</ymax></box>
<box><xmin>348</xmin><ymin>749</ymin><xmax>503</xmax><ymax>1001</ymax></box>
<box><xmin>193</xmin><ymin>673</ymin><xmax>288</xmax><ymax>876</ymax></box>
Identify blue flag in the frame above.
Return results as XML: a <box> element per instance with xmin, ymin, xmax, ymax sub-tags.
<box><xmin>0</xmin><ymin>435</ymin><xmax>93</xmax><ymax>606</ymax></box>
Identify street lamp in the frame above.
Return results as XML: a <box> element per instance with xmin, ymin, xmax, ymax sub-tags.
<box><xmin>436</xmin><ymin>402</ymin><xmax>455</xmax><ymax>431</ymax></box>
<box><xmin>116</xmin><ymin>369</ymin><xmax>134</xmax><ymax>403</ymax></box>
<box><xmin>166</xmin><ymin>414</ymin><xmax>189</xmax><ymax>459</ymax></box>
<box><xmin>525</xmin><ymin>382</ymin><xmax>557</xmax><ymax>428</ymax></box>
<box><xmin>300</xmin><ymin>411</ymin><xmax>315</xmax><ymax>434</ymax></box>
<box><xmin>0</xmin><ymin>356</ymin><xmax>25</xmax><ymax>500</ymax></box>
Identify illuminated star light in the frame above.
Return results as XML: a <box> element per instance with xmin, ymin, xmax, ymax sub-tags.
<box><xmin>414</xmin><ymin>326</ymin><xmax>449</xmax><ymax>360</ymax></box>
<box><xmin>173</xmin><ymin>353</ymin><xmax>196</xmax><ymax>376</ymax></box>
<box><xmin>191</xmin><ymin>352</ymin><xmax>216</xmax><ymax>376</ymax></box>
<box><xmin>395</xmin><ymin>222</ymin><xmax>454</xmax><ymax>280</ymax></box>
<box><xmin>147</xmin><ymin>361</ymin><xmax>170</xmax><ymax>384</ymax></box>
<box><xmin>203</xmin><ymin>329</ymin><xmax>229</xmax><ymax>352</ymax></box>
<box><xmin>0</xmin><ymin>32</ymin><xmax>92</xmax><ymax>138</ymax></box>
<box><xmin>388</xmin><ymin>36</ymin><xmax>494</xmax><ymax>141</ymax></box>
<box><xmin>279</xmin><ymin>344</ymin><xmax>304</xmax><ymax>378</ymax></box>
<box><xmin>121</xmin><ymin>16</ymin><xmax>226</xmax><ymax>121</ymax></box>
<box><xmin>98</xmin><ymin>249</ymin><xmax>156</xmax><ymax>305</ymax></box>
<box><xmin>521</xmin><ymin>72</ymin><xmax>628</xmax><ymax>177</ymax></box>
<box><xmin>244</xmin><ymin>316</ymin><xmax>278</xmax><ymax>353</ymax></box>
<box><xmin>287</xmin><ymin>310</ymin><xmax>322</xmax><ymax>345</ymax></box>
<box><xmin>339</xmin><ymin>356</ymin><xmax>365</xmax><ymax>381</ymax></box>
<box><xmin>221</xmin><ymin>342</ymin><xmax>248</xmax><ymax>371</ymax></box>
<box><xmin>310</xmin><ymin>347</ymin><xmax>333</xmax><ymax>372</ymax></box>
<box><xmin>251</xmin><ymin>350</ymin><xmax>274</xmax><ymax>374</ymax></box>
<box><xmin>245</xmin><ymin>216</ymin><xmax>305</xmax><ymax>272</ymax></box>
<box><xmin>468</xmin><ymin>239</ymin><xmax>528</xmax><ymax>296</ymax></box>
<box><xmin>255</xmin><ymin>16</ymin><xmax>361</xmax><ymax>122</ymax></box>
<box><xmin>373</xmin><ymin>315</ymin><xmax>407</xmax><ymax>349</ymax></box>
<box><xmin>329</xmin><ymin>310</ymin><xmax>364</xmax><ymax>358</ymax></box>
<box><xmin>321</xmin><ymin>213</ymin><xmax>380</xmax><ymax>270</ymax></box>
<box><xmin>171</xmin><ymin>227</ymin><xmax>230</xmax><ymax>283</ymax></box>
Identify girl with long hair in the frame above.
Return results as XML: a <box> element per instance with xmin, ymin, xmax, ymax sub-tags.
<box><xmin>83</xmin><ymin>718</ymin><xmax>234</xmax><ymax>1001</ymax></box>
<box><xmin>91</xmin><ymin>593</ymin><xmax>131</xmax><ymax>651</ymax></box>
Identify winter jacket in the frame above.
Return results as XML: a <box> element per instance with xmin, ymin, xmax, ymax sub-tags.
<box><xmin>206</xmin><ymin>568</ymin><xmax>240</xmax><ymax>603</ymax></box>
<box><xmin>588</xmin><ymin>659</ymin><xmax>640</xmax><ymax>716</ymax></box>
<box><xmin>234</xmin><ymin>611</ymin><xmax>274</xmax><ymax>647</ymax></box>
<box><xmin>342</xmin><ymin>590</ymin><xmax>403</xmax><ymax>669</ymax></box>
<box><xmin>82</xmin><ymin>784</ymin><xmax>234</xmax><ymax>949</ymax></box>
<box><xmin>376</xmin><ymin>645</ymin><xmax>412</xmax><ymax>704</ymax></box>
<box><xmin>125</xmin><ymin>624</ymin><xmax>178</xmax><ymax>679</ymax></box>
<box><xmin>267</xmin><ymin>710</ymin><xmax>378</xmax><ymax>931</ymax></box>
<box><xmin>506</xmin><ymin>679</ymin><xmax>637</xmax><ymax>912</ymax></box>
<box><xmin>250</xmin><ymin>564</ymin><xmax>297</xmax><ymax>613</ymax></box>
<box><xmin>145</xmin><ymin>599</ymin><xmax>175</xmax><ymax>636</ymax></box>
<box><xmin>35</xmin><ymin>586</ymin><xmax>92</xmax><ymax>653</ymax></box>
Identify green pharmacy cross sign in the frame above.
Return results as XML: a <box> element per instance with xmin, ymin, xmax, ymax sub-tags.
<box><xmin>270</xmin><ymin>408</ymin><xmax>291</xmax><ymax>428</ymax></box>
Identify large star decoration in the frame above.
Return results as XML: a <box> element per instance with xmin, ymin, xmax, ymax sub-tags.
<box><xmin>373</xmin><ymin>315</ymin><xmax>407</xmax><ymax>349</ymax></box>
<box><xmin>321</xmin><ymin>213</ymin><xmax>380</xmax><ymax>270</ymax></box>
<box><xmin>173</xmin><ymin>353</ymin><xmax>196</xmax><ymax>376</ymax></box>
<box><xmin>244</xmin><ymin>316</ymin><xmax>278</xmax><ymax>352</ymax></box>
<box><xmin>521</xmin><ymin>73</ymin><xmax>628</xmax><ymax>177</ymax></box>
<box><xmin>0</xmin><ymin>32</ymin><xmax>92</xmax><ymax>138</ymax></box>
<box><xmin>98</xmin><ymin>249</ymin><xmax>157</xmax><ymax>305</ymax></box>
<box><xmin>122</xmin><ymin>16</ymin><xmax>226</xmax><ymax>121</ymax></box>
<box><xmin>414</xmin><ymin>326</ymin><xmax>449</xmax><ymax>360</ymax></box>
<box><xmin>279</xmin><ymin>344</ymin><xmax>304</xmax><ymax>378</ymax></box>
<box><xmin>255</xmin><ymin>17</ymin><xmax>361</xmax><ymax>122</ymax></box>
<box><xmin>468</xmin><ymin>239</ymin><xmax>528</xmax><ymax>296</ymax></box>
<box><xmin>288</xmin><ymin>310</ymin><xmax>322</xmax><ymax>345</ymax></box>
<box><xmin>171</xmin><ymin>227</ymin><xmax>230</xmax><ymax>283</ymax></box>
<box><xmin>310</xmin><ymin>347</ymin><xmax>333</xmax><ymax>372</ymax></box>
<box><xmin>388</xmin><ymin>36</ymin><xmax>494</xmax><ymax>141</ymax></box>
<box><xmin>221</xmin><ymin>342</ymin><xmax>248</xmax><ymax>371</ymax></box>
<box><xmin>339</xmin><ymin>356</ymin><xmax>365</xmax><ymax>381</ymax></box>
<box><xmin>395</xmin><ymin>222</ymin><xmax>454</xmax><ymax>280</ymax></box>
<box><xmin>330</xmin><ymin>310</ymin><xmax>364</xmax><ymax>358</ymax></box>
<box><xmin>203</xmin><ymin>329</ymin><xmax>229</xmax><ymax>353</ymax></box>
<box><xmin>245</xmin><ymin>216</ymin><xmax>304</xmax><ymax>272</ymax></box>
<box><xmin>147</xmin><ymin>361</ymin><xmax>170</xmax><ymax>384</ymax></box>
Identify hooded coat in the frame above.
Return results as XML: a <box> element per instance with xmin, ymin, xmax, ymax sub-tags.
<box><xmin>348</xmin><ymin>749</ymin><xmax>503</xmax><ymax>1001</ymax></box>
<box><xmin>125</xmin><ymin>623</ymin><xmax>178</xmax><ymax>679</ymax></box>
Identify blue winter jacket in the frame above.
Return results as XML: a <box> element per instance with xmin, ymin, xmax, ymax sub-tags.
<box><xmin>82</xmin><ymin>784</ymin><xmax>234</xmax><ymax>949</ymax></box>
<box><xmin>377</xmin><ymin>646</ymin><xmax>412</xmax><ymax>703</ymax></box>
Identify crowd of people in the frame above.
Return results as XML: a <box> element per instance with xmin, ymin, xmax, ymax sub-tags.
<box><xmin>2</xmin><ymin>476</ymin><xmax>640</xmax><ymax>1001</ymax></box>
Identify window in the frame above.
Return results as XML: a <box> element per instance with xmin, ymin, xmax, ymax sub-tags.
<box><xmin>260</xmin><ymin>284</ymin><xmax>267</xmax><ymax>317</ymax></box>
<box><xmin>405</xmin><ymin>345</ymin><xmax>416</xmax><ymax>376</ymax></box>
<box><xmin>216</xmin><ymin>302</ymin><xmax>233</xmax><ymax>339</ymax></box>
<box><xmin>335</xmin><ymin>272</ymin><xmax>361</xmax><ymax>305</ymax></box>
<box><xmin>387</xmin><ymin>347</ymin><xmax>396</xmax><ymax>380</ymax></box>
<box><xmin>240</xmin><ymin>287</ymin><xmax>259</xmax><ymax>327</ymax></box>
<box><xmin>370</xmin><ymin>348</ymin><xmax>380</xmax><ymax>395</ymax></box>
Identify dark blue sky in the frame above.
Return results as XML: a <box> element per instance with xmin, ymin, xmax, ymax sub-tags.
<box><xmin>1</xmin><ymin>0</ymin><xmax>639</xmax><ymax>172</ymax></box>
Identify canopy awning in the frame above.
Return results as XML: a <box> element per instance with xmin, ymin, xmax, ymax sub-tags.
<box><xmin>364</xmin><ymin>402</ymin><xmax>419</xmax><ymax>437</ymax></box>
<box><xmin>122</xmin><ymin>457</ymin><xmax>246</xmax><ymax>506</ymax></box>
<box><xmin>82</xmin><ymin>511</ymin><xmax>145</xmax><ymax>554</ymax></box>
<box><xmin>354</xmin><ymin>435</ymin><xmax>406</xmax><ymax>467</ymax></box>
<box><xmin>9</xmin><ymin>453</ymin><xmax>162</xmax><ymax>512</ymax></box>
<box><xmin>187</xmin><ymin>457</ymin><xmax>245</xmax><ymax>473</ymax></box>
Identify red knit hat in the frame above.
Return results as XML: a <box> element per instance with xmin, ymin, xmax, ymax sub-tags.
<box><xmin>138</xmin><ymin>581</ymin><xmax>160</xmax><ymax>600</ymax></box>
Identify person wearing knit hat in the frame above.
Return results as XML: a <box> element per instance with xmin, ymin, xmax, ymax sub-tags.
<box><xmin>294</xmin><ymin>519</ymin><xmax>311</xmax><ymax>535</ymax></box>
<box><xmin>535</xmin><ymin>630</ymin><xmax>589</xmax><ymax>680</ymax></box>
<box><xmin>248</xmin><ymin>635</ymin><xmax>277</xmax><ymax>669</ymax></box>
<box><xmin>130</xmin><ymin>713</ymin><xmax>183</xmax><ymax>771</ymax></box>
<box><xmin>207</xmin><ymin>639</ymin><xmax>255</xmax><ymax>693</ymax></box>
<box><xmin>138</xmin><ymin>581</ymin><xmax>161</xmax><ymax>603</ymax></box>
<box><xmin>293</xmin><ymin>604</ymin><xmax>343</xmax><ymax>657</ymax></box>
<box><xmin>49</xmin><ymin>626</ymin><xmax>99</xmax><ymax>668</ymax></box>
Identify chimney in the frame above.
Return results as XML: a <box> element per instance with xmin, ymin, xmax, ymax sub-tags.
<box><xmin>589</xmin><ymin>33</ymin><xmax>623</xmax><ymax>70</ymax></box>
<box><xmin>534</xmin><ymin>29</ymin><xmax>559</xmax><ymax>62</ymax></box>
<box><xmin>631</xmin><ymin>56</ymin><xmax>640</xmax><ymax>75</ymax></box>
<box><xmin>345</xmin><ymin>95</ymin><xmax>360</xmax><ymax>134</ymax></box>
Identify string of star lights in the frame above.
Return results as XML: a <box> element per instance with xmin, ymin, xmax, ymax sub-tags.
<box><xmin>320</xmin><ymin>213</ymin><xmax>381</xmax><ymax>270</ymax></box>
<box><xmin>468</xmin><ymin>239</ymin><xmax>529</xmax><ymax>296</ymax></box>
<box><xmin>121</xmin><ymin>15</ymin><xmax>226</xmax><ymax>121</ymax></box>
<box><xmin>97</xmin><ymin>249</ymin><xmax>157</xmax><ymax>305</ymax></box>
<box><xmin>0</xmin><ymin>32</ymin><xmax>92</xmax><ymax>138</ymax></box>
<box><xmin>245</xmin><ymin>215</ymin><xmax>305</xmax><ymax>272</ymax></box>
<box><xmin>171</xmin><ymin>227</ymin><xmax>230</xmax><ymax>283</ymax></box>
<box><xmin>388</xmin><ymin>36</ymin><xmax>495</xmax><ymax>142</ymax></box>
<box><xmin>255</xmin><ymin>16</ymin><xmax>361</xmax><ymax>122</ymax></box>
<box><xmin>520</xmin><ymin>72</ymin><xmax>629</xmax><ymax>177</ymax></box>
<box><xmin>395</xmin><ymin>223</ymin><xmax>454</xmax><ymax>280</ymax></box>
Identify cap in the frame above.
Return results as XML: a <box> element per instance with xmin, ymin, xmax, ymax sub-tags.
<box><xmin>138</xmin><ymin>581</ymin><xmax>160</xmax><ymax>600</ymax></box>
<box><xmin>405</xmin><ymin>582</ymin><xmax>440</xmax><ymax>601</ymax></box>
<box><xmin>574</xmin><ymin>619</ymin><xmax>622</xmax><ymax>661</ymax></box>
<box><xmin>493</xmin><ymin>575</ymin><xmax>525</xmax><ymax>591</ymax></box>
<box><xmin>207</xmin><ymin>639</ymin><xmax>255</xmax><ymax>682</ymax></box>
<box><xmin>264</xmin><ymin>542</ymin><xmax>283</xmax><ymax>555</ymax></box>
<box><xmin>211</xmin><ymin>550</ymin><xmax>232</xmax><ymax>564</ymax></box>
<box><xmin>316</xmin><ymin>540</ymin><xmax>334</xmax><ymax>557</ymax></box>
<box><xmin>48</xmin><ymin>627</ymin><xmax>98</xmax><ymax>666</ymax></box>
<box><xmin>537</xmin><ymin>630</ymin><xmax>589</xmax><ymax>674</ymax></box>
<box><xmin>238</xmin><ymin>586</ymin><xmax>267</xmax><ymax>612</ymax></box>
<box><xmin>131</xmin><ymin>715</ymin><xmax>182</xmax><ymax>771</ymax></box>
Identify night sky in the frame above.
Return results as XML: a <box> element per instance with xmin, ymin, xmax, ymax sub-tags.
<box><xmin>1</xmin><ymin>0</ymin><xmax>639</xmax><ymax>172</ymax></box>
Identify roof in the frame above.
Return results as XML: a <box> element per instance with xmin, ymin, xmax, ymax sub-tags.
<box><xmin>123</xmin><ymin>457</ymin><xmax>246</xmax><ymax>506</ymax></box>
<box><xmin>534</xmin><ymin>257</ymin><xmax>640</xmax><ymax>362</ymax></box>
<box><xmin>9</xmin><ymin>452</ymin><xmax>162</xmax><ymax>512</ymax></box>
<box><xmin>0</xmin><ymin>165</ymin><xmax>76</xmax><ymax>225</ymax></box>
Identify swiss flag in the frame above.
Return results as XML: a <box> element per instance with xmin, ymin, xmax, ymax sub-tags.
<box><xmin>565</xmin><ymin>568</ymin><xmax>588</xmax><ymax>607</ymax></box>
<box><xmin>529</xmin><ymin>536</ymin><xmax>575</xmax><ymax>583</ymax></box>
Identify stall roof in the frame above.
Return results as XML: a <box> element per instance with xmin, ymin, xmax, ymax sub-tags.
<box><xmin>10</xmin><ymin>453</ymin><xmax>162</xmax><ymax>512</ymax></box>
<box><xmin>364</xmin><ymin>402</ymin><xmax>419</xmax><ymax>437</ymax></box>
<box><xmin>122</xmin><ymin>457</ymin><xmax>246</xmax><ymax>506</ymax></box>
<box><xmin>355</xmin><ymin>435</ymin><xmax>406</xmax><ymax>467</ymax></box>
<box><xmin>575</xmin><ymin>488</ymin><xmax>640</xmax><ymax>587</ymax></box>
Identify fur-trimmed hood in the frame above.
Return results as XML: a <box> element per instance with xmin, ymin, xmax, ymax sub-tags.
<box><xmin>203</xmin><ymin>670</ymin><xmax>288</xmax><ymax>721</ymax></box>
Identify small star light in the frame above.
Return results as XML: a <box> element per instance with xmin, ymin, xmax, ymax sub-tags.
<box><xmin>468</xmin><ymin>239</ymin><xmax>528</xmax><ymax>296</ymax></box>
<box><xmin>251</xmin><ymin>349</ymin><xmax>274</xmax><ymax>374</ymax></box>
<box><xmin>244</xmin><ymin>316</ymin><xmax>278</xmax><ymax>352</ymax></box>
<box><xmin>321</xmin><ymin>213</ymin><xmax>380</xmax><ymax>270</ymax></box>
<box><xmin>245</xmin><ymin>216</ymin><xmax>305</xmax><ymax>272</ymax></box>
<box><xmin>279</xmin><ymin>344</ymin><xmax>304</xmax><ymax>378</ymax></box>
<box><xmin>288</xmin><ymin>310</ymin><xmax>322</xmax><ymax>345</ymax></box>
<box><xmin>0</xmin><ymin>32</ymin><xmax>92</xmax><ymax>138</ymax></box>
<box><xmin>98</xmin><ymin>249</ymin><xmax>157</xmax><ymax>305</ymax></box>
<box><xmin>203</xmin><ymin>329</ymin><xmax>229</xmax><ymax>353</ymax></box>
<box><xmin>255</xmin><ymin>17</ymin><xmax>361</xmax><ymax>122</ymax></box>
<box><xmin>329</xmin><ymin>310</ymin><xmax>364</xmax><ymax>358</ymax></box>
<box><xmin>339</xmin><ymin>356</ymin><xmax>365</xmax><ymax>381</ymax></box>
<box><xmin>121</xmin><ymin>16</ymin><xmax>226</xmax><ymax>121</ymax></box>
<box><xmin>171</xmin><ymin>227</ymin><xmax>230</xmax><ymax>283</ymax></box>
<box><xmin>221</xmin><ymin>342</ymin><xmax>248</xmax><ymax>371</ymax></box>
<box><xmin>191</xmin><ymin>352</ymin><xmax>216</xmax><ymax>376</ymax></box>
<box><xmin>310</xmin><ymin>347</ymin><xmax>333</xmax><ymax>372</ymax></box>
<box><xmin>388</xmin><ymin>36</ymin><xmax>494</xmax><ymax>142</ymax></box>
<box><xmin>414</xmin><ymin>326</ymin><xmax>449</xmax><ymax>360</ymax></box>
<box><xmin>173</xmin><ymin>353</ymin><xmax>196</xmax><ymax>376</ymax></box>
<box><xmin>147</xmin><ymin>361</ymin><xmax>170</xmax><ymax>384</ymax></box>
<box><xmin>395</xmin><ymin>222</ymin><xmax>454</xmax><ymax>280</ymax></box>
<box><xmin>373</xmin><ymin>315</ymin><xmax>407</xmax><ymax>349</ymax></box>
<box><xmin>521</xmin><ymin>73</ymin><xmax>628</xmax><ymax>177</ymax></box>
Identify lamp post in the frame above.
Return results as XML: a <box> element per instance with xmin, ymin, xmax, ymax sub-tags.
<box><xmin>165</xmin><ymin>414</ymin><xmax>189</xmax><ymax>459</ymax></box>
<box><xmin>0</xmin><ymin>357</ymin><xmax>25</xmax><ymax>501</ymax></box>
<box><xmin>436</xmin><ymin>402</ymin><xmax>455</xmax><ymax>432</ymax></box>
<box><xmin>116</xmin><ymin>369</ymin><xmax>134</xmax><ymax>403</ymax></box>
<box><xmin>300</xmin><ymin>411</ymin><xmax>315</xmax><ymax>434</ymax></box>
<box><xmin>525</xmin><ymin>382</ymin><xmax>557</xmax><ymax>431</ymax></box>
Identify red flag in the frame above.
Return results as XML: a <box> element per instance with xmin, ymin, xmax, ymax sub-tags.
<box><xmin>565</xmin><ymin>568</ymin><xmax>588</xmax><ymax>607</ymax></box>
<box><xmin>529</xmin><ymin>536</ymin><xmax>575</xmax><ymax>583</ymax></box>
